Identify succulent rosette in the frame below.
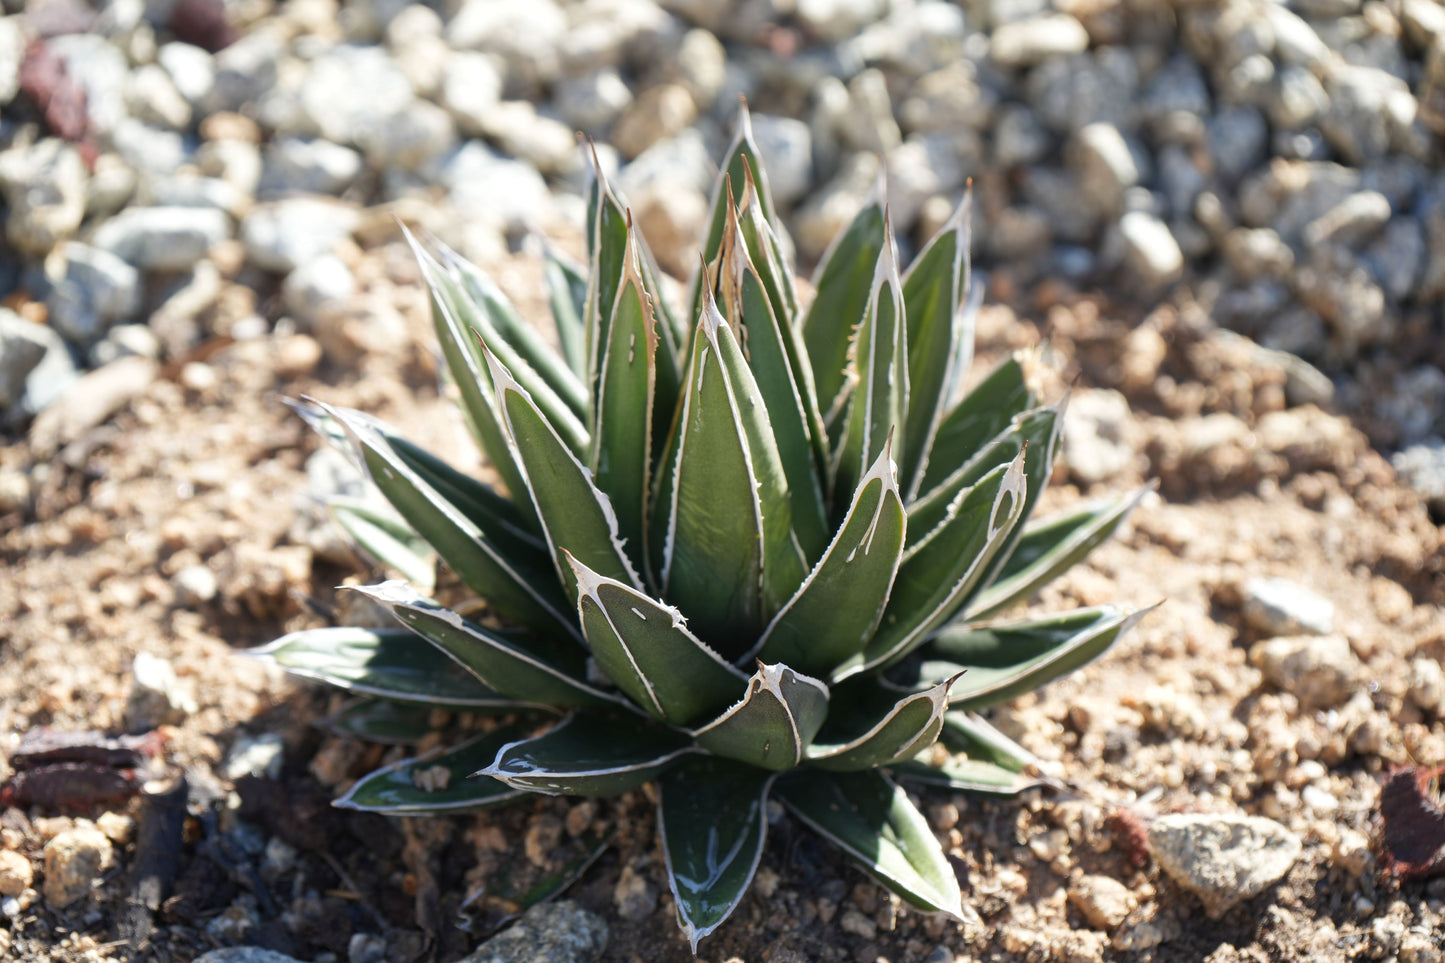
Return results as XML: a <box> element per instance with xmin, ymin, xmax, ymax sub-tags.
<box><xmin>253</xmin><ymin>107</ymin><xmax>1149</xmax><ymax>949</ymax></box>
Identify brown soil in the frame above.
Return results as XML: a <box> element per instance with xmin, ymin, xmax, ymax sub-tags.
<box><xmin>2</xmin><ymin>243</ymin><xmax>1443</xmax><ymax>963</ymax></box>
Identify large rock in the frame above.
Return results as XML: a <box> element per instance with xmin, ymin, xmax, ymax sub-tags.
<box><xmin>241</xmin><ymin>199</ymin><xmax>361</xmax><ymax>274</ymax></box>
<box><xmin>1149</xmin><ymin>813</ymin><xmax>1301</xmax><ymax>919</ymax></box>
<box><xmin>92</xmin><ymin>207</ymin><xmax>231</xmax><ymax>272</ymax></box>
<box><xmin>42</xmin><ymin>826</ymin><xmax>114</xmax><ymax>908</ymax></box>
<box><xmin>460</xmin><ymin>901</ymin><xmax>608</xmax><ymax>963</ymax></box>
<box><xmin>0</xmin><ymin>309</ymin><xmax>78</xmax><ymax>420</ymax></box>
<box><xmin>1250</xmin><ymin>634</ymin><xmax>1361</xmax><ymax>710</ymax></box>
<box><xmin>0</xmin><ymin>139</ymin><xmax>88</xmax><ymax>256</ymax></box>
<box><xmin>1241</xmin><ymin>575</ymin><xmax>1335</xmax><ymax>636</ymax></box>
<box><xmin>45</xmin><ymin>243</ymin><xmax>141</xmax><ymax>344</ymax></box>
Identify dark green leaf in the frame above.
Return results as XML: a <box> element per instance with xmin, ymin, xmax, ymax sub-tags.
<box><xmin>569</xmin><ymin>554</ymin><xmax>747</xmax><ymax>726</ymax></box>
<box><xmin>324</xmin><ymin>404</ymin><xmax>574</xmax><ymax>638</ymax></box>
<box><xmin>247</xmin><ymin>627</ymin><xmax>520</xmax><ymax>709</ymax></box>
<box><xmin>656</xmin><ymin>292</ymin><xmax>805</xmax><ymax>651</ymax></box>
<box><xmin>900</xmin><ymin>191</ymin><xmax>972</xmax><ymax>497</ymax></box>
<box><xmin>894</xmin><ymin>711</ymin><xmax>1045</xmax><ymax>796</ymax></box>
<box><xmin>328</xmin><ymin>496</ymin><xmax>436</xmax><ymax>589</ymax></box>
<box><xmin>351</xmin><ymin>581</ymin><xmax>619</xmax><ymax>709</ymax></box>
<box><xmin>806</xmin><ymin>679</ymin><xmax>953</xmax><ymax>771</ymax></box>
<box><xmin>479</xmin><ymin>711</ymin><xmax>695</xmax><ymax>795</ymax></box>
<box><xmin>849</xmin><ymin>454</ymin><xmax>1028</xmax><ymax>676</ymax></box>
<box><xmin>835</xmin><ymin>226</ymin><xmax>908</xmax><ymax>506</ymax></box>
<box><xmin>890</xmin><ymin>757</ymin><xmax>1037</xmax><ymax>795</ymax></box>
<box><xmin>751</xmin><ymin>444</ymin><xmax>905</xmax><ymax>678</ymax></box>
<box><xmin>775</xmin><ymin>769</ymin><xmax>963</xmax><ymax>917</ymax></box>
<box><xmin>917</xmin><ymin>356</ymin><xmax>1032</xmax><ymax>496</ymax></box>
<box><xmin>919</xmin><ymin>605</ymin><xmax>1153</xmax><ymax>711</ymax></box>
<box><xmin>589</xmin><ymin>228</ymin><xmax>656</xmax><ymax>572</ymax></box>
<box><xmin>658</xmin><ymin>758</ymin><xmax>775</xmax><ymax>952</ymax></box>
<box><xmin>492</xmin><ymin>353</ymin><xmax>645</xmax><ymax>606</ymax></box>
<box><xmin>967</xmin><ymin>486</ymin><xmax>1151</xmax><ymax>620</ymax></box>
<box><xmin>335</xmin><ymin>727</ymin><xmax>528</xmax><ymax>813</ymax></box>
<box><xmin>541</xmin><ymin>241</ymin><xmax>589</xmax><ymax>379</ymax></box>
<box><xmin>693</xmin><ymin>663</ymin><xmax>829</xmax><ymax>770</ymax></box>
<box><xmin>321</xmin><ymin>698</ymin><xmax>441</xmax><ymax>745</ymax></box>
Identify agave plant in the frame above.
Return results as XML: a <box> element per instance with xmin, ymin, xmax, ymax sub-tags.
<box><xmin>253</xmin><ymin>107</ymin><xmax>1150</xmax><ymax>949</ymax></box>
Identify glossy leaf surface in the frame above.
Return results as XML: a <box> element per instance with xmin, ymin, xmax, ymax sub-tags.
<box><xmin>335</xmin><ymin>728</ymin><xmax>527</xmax><ymax>813</ymax></box>
<box><xmin>693</xmin><ymin>663</ymin><xmax>829</xmax><ymax>770</ymax></box>
<box><xmin>479</xmin><ymin>712</ymin><xmax>694</xmax><ymax>795</ymax></box>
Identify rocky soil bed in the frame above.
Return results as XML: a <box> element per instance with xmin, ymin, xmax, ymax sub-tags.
<box><xmin>3</xmin><ymin>0</ymin><xmax>1445</xmax><ymax>961</ymax></box>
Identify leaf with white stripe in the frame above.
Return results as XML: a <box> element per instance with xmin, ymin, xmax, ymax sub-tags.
<box><xmin>478</xmin><ymin>711</ymin><xmax>694</xmax><ymax>795</ymax></box>
<box><xmin>568</xmin><ymin>553</ymin><xmax>747</xmax><ymax>726</ymax></box>
<box><xmin>917</xmin><ymin>356</ymin><xmax>1032</xmax><ymax>496</ymax></box>
<box><xmin>335</xmin><ymin>727</ymin><xmax>529</xmax><ymax>814</ymax></box>
<box><xmin>805</xmin><ymin>678</ymin><xmax>955</xmax><ymax>771</ymax></box>
<box><xmin>328</xmin><ymin>496</ymin><xmax>436</xmax><ymax>590</ymax></box>
<box><xmin>692</xmin><ymin>663</ymin><xmax>829</xmax><ymax>771</ymax></box>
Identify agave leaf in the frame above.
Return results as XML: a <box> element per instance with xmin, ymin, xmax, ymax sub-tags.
<box><xmin>246</xmin><ymin>627</ymin><xmax>521</xmax><ymax>709</ymax></box>
<box><xmin>848</xmin><ymin>454</ymin><xmax>1029</xmax><ymax>676</ymax></box>
<box><xmin>385</xmin><ymin>433</ymin><xmax>545</xmax><ymax>559</ymax></box>
<box><xmin>490</xmin><ymin>351</ymin><xmax>645</xmax><ymax>606</ymax></box>
<box><xmin>835</xmin><ymin>223</ymin><xmax>909</xmax><ymax>505</ymax></box>
<box><xmin>908</xmin><ymin>406</ymin><xmax>1058</xmax><ymax>550</ymax></box>
<box><xmin>938</xmin><ymin>711</ymin><xmax>1052</xmax><ymax>786</ymax></box>
<box><xmin>718</xmin><ymin>205</ymin><xmax>828</xmax><ymax>559</ymax></box>
<box><xmin>440</xmin><ymin>242</ymin><xmax>590</xmax><ymax>426</ymax></box>
<box><xmin>659</xmin><ymin>757</ymin><xmax>775</xmax><ymax>952</ymax></box>
<box><xmin>900</xmin><ymin>190</ymin><xmax>973</xmax><ymax>498</ymax></box>
<box><xmin>918</xmin><ymin>356</ymin><xmax>1033</xmax><ymax>496</ymax></box>
<box><xmin>335</xmin><ymin>727</ymin><xmax>528</xmax><ymax>814</ymax></box>
<box><xmin>967</xmin><ymin>486</ymin><xmax>1151</xmax><ymax>620</ymax></box>
<box><xmin>687</xmin><ymin>104</ymin><xmax>784</xmax><ymax>325</ymax></box>
<box><xmin>802</xmin><ymin>184</ymin><xmax>886</xmax><ymax>427</ymax></box>
<box><xmin>589</xmin><ymin>227</ymin><xmax>657</xmax><ymax>571</ymax></box>
<box><xmin>750</xmin><ymin>444</ymin><xmax>905</xmax><ymax>678</ymax></box>
<box><xmin>479</xmin><ymin>711</ymin><xmax>695</xmax><ymax>795</ymax></box>
<box><xmin>737</xmin><ymin>167</ymin><xmax>800</xmax><ymax>331</ymax></box>
<box><xmin>913</xmin><ymin>605</ymin><xmax>1153</xmax><ymax>711</ymax></box>
<box><xmin>656</xmin><ymin>291</ymin><xmax>806</xmax><ymax>650</ymax></box>
<box><xmin>775</xmin><ymin>769</ymin><xmax>963</xmax><ymax>918</ymax></box>
<box><xmin>321</xmin><ymin>698</ymin><xmax>441</xmax><ymax>745</ymax></box>
<box><xmin>415</xmin><ymin>237</ymin><xmax>589</xmax><ymax>458</ymax></box>
<box><xmin>402</xmin><ymin>230</ymin><xmax>534</xmax><ymax>525</ymax></box>
<box><xmin>323</xmin><ymin>405</ymin><xmax>575</xmax><ymax>637</ymax></box>
<box><xmin>541</xmin><ymin>240</ymin><xmax>590</xmax><ymax>380</ymax></box>
<box><xmin>329</xmin><ymin>496</ymin><xmax>436</xmax><ymax>590</ymax></box>
<box><xmin>693</xmin><ymin>663</ymin><xmax>829</xmax><ymax>770</ymax></box>
<box><xmin>806</xmin><ymin>678</ymin><xmax>954</xmax><ymax>771</ymax></box>
<box><xmin>890</xmin><ymin>755</ymin><xmax>1038</xmax><ymax>795</ymax></box>
<box><xmin>568</xmin><ymin>553</ymin><xmax>747</xmax><ymax>726</ymax></box>
<box><xmin>351</xmin><ymin>582</ymin><xmax>619</xmax><ymax>709</ymax></box>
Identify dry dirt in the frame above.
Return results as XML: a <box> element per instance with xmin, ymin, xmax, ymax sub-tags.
<box><xmin>2</xmin><ymin>239</ymin><xmax>1443</xmax><ymax>963</ymax></box>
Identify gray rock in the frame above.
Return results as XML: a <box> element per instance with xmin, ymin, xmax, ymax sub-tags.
<box><xmin>611</xmin><ymin>82</ymin><xmax>699</xmax><ymax>159</ymax></box>
<box><xmin>1222</xmin><ymin>227</ymin><xmax>1294</xmax><ymax>281</ymax></box>
<box><xmin>1027</xmin><ymin>48</ymin><xmax>1138</xmax><ymax>133</ymax></box>
<box><xmin>1062</xmin><ymin>389</ymin><xmax>1134</xmax><ymax>485</ymax></box>
<box><xmin>126</xmin><ymin>64</ymin><xmax>191</xmax><ymax>130</ymax></box>
<box><xmin>461</xmin><ymin>901</ymin><xmax>607</xmax><ymax>963</ymax></box>
<box><xmin>446</xmin><ymin>0</ymin><xmax>567</xmax><ymax>90</ymax></box>
<box><xmin>299</xmin><ymin>45</ymin><xmax>415</xmax><ymax>147</ymax></box>
<box><xmin>1021</xmin><ymin>167</ymin><xmax>1097</xmax><ymax>244</ymax></box>
<box><xmin>0</xmin><ymin>16</ymin><xmax>21</xmax><ymax>105</ymax></box>
<box><xmin>990</xmin><ymin>13</ymin><xmax>1090</xmax><ymax>67</ymax></box>
<box><xmin>887</xmin><ymin>132</ymin><xmax>970</xmax><ymax>233</ymax></box>
<box><xmin>126</xmin><ymin>651</ymin><xmax>197</xmax><ymax>728</ymax></box>
<box><xmin>1251</xmin><ymin>634</ymin><xmax>1360</xmax><ymax>709</ymax></box>
<box><xmin>195</xmin><ymin>950</ymin><xmax>306</xmax><ymax>963</ymax></box>
<box><xmin>475</xmin><ymin>101</ymin><xmax>574</xmax><ymax>176</ymax></box>
<box><xmin>441</xmin><ymin>51</ymin><xmax>505</xmax><ymax>138</ymax></box>
<box><xmin>794</xmin><ymin>0</ymin><xmax>890</xmax><ymax>43</ymax></box>
<box><xmin>1364</xmin><ymin>216</ymin><xmax>1425</xmax><ymax>302</ymax></box>
<box><xmin>198</xmin><ymin>137</ymin><xmax>264</xmax><ymax>198</ymax></box>
<box><xmin>1207</xmin><ymin>106</ymin><xmax>1269</xmax><ymax>182</ymax></box>
<box><xmin>900</xmin><ymin>61</ymin><xmax>996</xmax><ymax>136</ymax></box>
<box><xmin>1293</xmin><ymin>245</ymin><xmax>1387</xmax><ymax>354</ymax></box>
<box><xmin>1376</xmin><ymin>366</ymin><xmax>1445</xmax><ymax>445</ymax></box>
<box><xmin>1149</xmin><ymin>813</ymin><xmax>1301</xmax><ymax>919</ymax></box>
<box><xmin>143</xmin><ymin>174</ymin><xmax>247</xmax><ymax>218</ymax></box>
<box><xmin>111</xmin><ymin>119</ymin><xmax>190</xmax><ymax>185</ymax></box>
<box><xmin>555</xmin><ymin>68</ymin><xmax>633</xmax><ymax>135</ymax></box>
<box><xmin>92</xmin><ymin>207</ymin><xmax>231</xmax><ymax>272</ymax></box>
<box><xmin>29</xmin><ymin>356</ymin><xmax>157</xmax><ymax>457</ymax></box>
<box><xmin>283</xmin><ymin>255</ymin><xmax>356</xmax><ymax>327</ymax></box>
<box><xmin>1068</xmin><ymin>874</ymin><xmax>1136</xmax><ymax>930</ymax></box>
<box><xmin>222</xmin><ymin>731</ymin><xmax>285</xmax><ymax>781</ymax></box>
<box><xmin>242</xmin><ymin>199</ymin><xmax>361</xmax><ymax>274</ymax></box>
<box><xmin>1242</xmin><ymin>576</ymin><xmax>1335</xmax><ymax>636</ymax></box>
<box><xmin>794</xmin><ymin>152</ymin><xmax>882</xmax><ymax>262</ymax></box>
<box><xmin>48</xmin><ymin>33</ymin><xmax>129</xmax><ymax>137</ymax></box>
<box><xmin>1070</xmin><ymin>123</ymin><xmax>1141</xmax><ymax>217</ymax></box>
<box><xmin>157</xmin><ymin>41</ymin><xmax>215</xmax><ymax>109</ymax></box>
<box><xmin>1322</xmin><ymin>66</ymin><xmax>1414</xmax><ymax>165</ymax></box>
<box><xmin>1156</xmin><ymin>145</ymin><xmax>1206</xmax><ymax>221</ymax></box>
<box><xmin>1118</xmin><ymin>211</ymin><xmax>1183</xmax><ymax>288</ymax></box>
<box><xmin>666</xmin><ymin>27</ymin><xmax>726</xmax><ymax>110</ymax></box>
<box><xmin>260</xmin><ymin>138</ymin><xmax>365</xmax><ymax>197</ymax></box>
<box><xmin>359</xmin><ymin>98</ymin><xmax>455</xmax><ymax>171</ymax></box>
<box><xmin>89</xmin><ymin>324</ymin><xmax>162</xmax><ymax>367</ymax></box>
<box><xmin>207</xmin><ymin>29</ymin><xmax>284</xmax><ymax>113</ymax></box>
<box><xmin>0</xmin><ymin>310</ymin><xmax>77</xmax><ymax>419</ymax></box>
<box><xmin>841</xmin><ymin>68</ymin><xmax>902</xmax><ymax>154</ymax></box>
<box><xmin>1303</xmin><ymin>190</ymin><xmax>1392</xmax><ymax>248</ymax></box>
<box><xmin>750</xmin><ymin>114</ymin><xmax>813</xmax><ymax>207</ymax></box>
<box><xmin>442</xmin><ymin>143</ymin><xmax>554</xmax><ymax>233</ymax></box>
<box><xmin>0</xmin><ymin>139</ymin><xmax>88</xmax><ymax>256</ymax></box>
<box><xmin>174</xmin><ymin>563</ymin><xmax>219</xmax><ymax>605</ymax></box>
<box><xmin>45</xmin><ymin>243</ymin><xmax>141</xmax><ymax>344</ymax></box>
<box><xmin>1393</xmin><ymin>439</ymin><xmax>1445</xmax><ymax>516</ymax></box>
<box><xmin>993</xmin><ymin>104</ymin><xmax>1051</xmax><ymax>168</ymax></box>
<box><xmin>1269</xmin><ymin>64</ymin><xmax>1329</xmax><ymax>130</ymax></box>
<box><xmin>617</xmin><ymin>129</ymin><xmax>713</xmax><ymax>198</ymax></box>
<box><xmin>1141</xmin><ymin>54</ymin><xmax>1211</xmax><ymax>142</ymax></box>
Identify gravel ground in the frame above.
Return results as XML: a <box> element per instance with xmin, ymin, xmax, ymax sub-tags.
<box><xmin>2</xmin><ymin>0</ymin><xmax>1445</xmax><ymax>961</ymax></box>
